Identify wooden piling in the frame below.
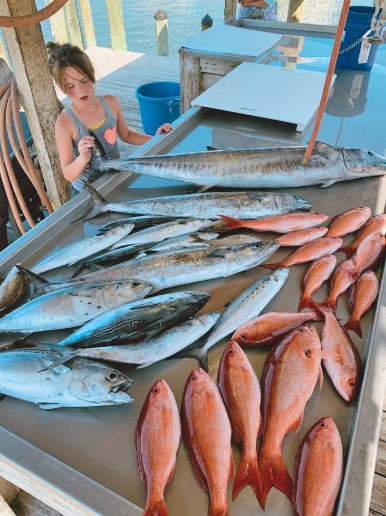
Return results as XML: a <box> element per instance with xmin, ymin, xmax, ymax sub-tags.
<box><xmin>79</xmin><ymin>0</ymin><xmax>96</xmax><ymax>48</ymax></box>
<box><xmin>287</xmin><ymin>0</ymin><xmax>305</xmax><ymax>23</ymax></box>
<box><xmin>105</xmin><ymin>0</ymin><xmax>127</xmax><ymax>51</ymax></box>
<box><xmin>224</xmin><ymin>0</ymin><xmax>237</xmax><ymax>24</ymax></box>
<box><xmin>155</xmin><ymin>9</ymin><xmax>169</xmax><ymax>57</ymax></box>
<box><xmin>0</xmin><ymin>0</ymin><xmax>71</xmax><ymax>208</ymax></box>
<box><xmin>64</xmin><ymin>0</ymin><xmax>83</xmax><ymax>49</ymax></box>
<box><xmin>201</xmin><ymin>14</ymin><xmax>213</xmax><ymax>31</ymax></box>
<box><xmin>48</xmin><ymin>0</ymin><xmax>68</xmax><ymax>44</ymax></box>
<box><xmin>180</xmin><ymin>51</ymin><xmax>200</xmax><ymax>114</ymax></box>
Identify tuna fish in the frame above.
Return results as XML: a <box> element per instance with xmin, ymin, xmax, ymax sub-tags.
<box><xmin>82</xmin><ymin>186</ymin><xmax>312</xmax><ymax>221</ymax></box>
<box><xmin>94</xmin><ymin>142</ymin><xmax>386</xmax><ymax>188</ymax></box>
<box><xmin>0</xmin><ymin>349</ymin><xmax>133</xmax><ymax>409</ymax></box>
<box><xmin>293</xmin><ymin>417</ymin><xmax>343</xmax><ymax>516</ymax></box>
<box><xmin>135</xmin><ymin>380</ymin><xmax>180</xmax><ymax>516</ymax></box>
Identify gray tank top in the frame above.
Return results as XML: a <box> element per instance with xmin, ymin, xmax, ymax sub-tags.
<box><xmin>65</xmin><ymin>95</ymin><xmax>120</xmax><ymax>192</ymax></box>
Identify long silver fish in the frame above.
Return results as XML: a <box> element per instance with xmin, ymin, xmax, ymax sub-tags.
<box><xmin>54</xmin><ymin>291</ymin><xmax>211</xmax><ymax>348</ymax></box>
<box><xmin>148</xmin><ymin>232</ymin><xmax>219</xmax><ymax>252</ymax></box>
<box><xmin>98</xmin><ymin>215</ymin><xmax>174</xmax><ymax>233</ymax></box>
<box><xmin>30</xmin><ymin>242</ymin><xmax>280</xmax><ymax>295</ymax></box>
<box><xmin>0</xmin><ymin>280</ymin><xmax>153</xmax><ymax>333</ymax></box>
<box><xmin>0</xmin><ymin>266</ymin><xmax>26</xmax><ymax>312</ymax></box>
<box><xmin>183</xmin><ymin>268</ymin><xmax>289</xmax><ymax>370</ymax></box>
<box><xmin>95</xmin><ymin>142</ymin><xmax>386</xmax><ymax>188</ymax></box>
<box><xmin>31</xmin><ymin>223</ymin><xmax>135</xmax><ymax>275</ymax></box>
<box><xmin>82</xmin><ymin>187</ymin><xmax>312</xmax><ymax>221</ymax></box>
<box><xmin>0</xmin><ymin>349</ymin><xmax>133</xmax><ymax>409</ymax></box>
<box><xmin>111</xmin><ymin>218</ymin><xmax>216</xmax><ymax>249</ymax></box>
<box><xmin>47</xmin><ymin>313</ymin><xmax>221</xmax><ymax>370</ymax></box>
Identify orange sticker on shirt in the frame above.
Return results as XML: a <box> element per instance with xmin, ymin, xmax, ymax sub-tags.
<box><xmin>104</xmin><ymin>126</ymin><xmax>117</xmax><ymax>145</ymax></box>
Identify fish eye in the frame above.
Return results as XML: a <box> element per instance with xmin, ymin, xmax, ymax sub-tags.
<box><xmin>305</xmin><ymin>349</ymin><xmax>311</xmax><ymax>358</ymax></box>
<box><xmin>152</xmin><ymin>388</ymin><xmax>159</xmax><ymax>393</ymax></box>
<box><xmin>350</xmin><ymin>381</ymin><xmax>355</xmax><ymax>387</ymax></box>
<box><xmin>132</xmin><ymin>281</ymin><xmax>140</xmax><ymax>287</ymax></box>
<box><xmin>320</xmin><ymin>422</ymin><xmax>326</xmax><ymax>428</ymax></box>
<box><xmin>240</xmin><ymin>334</ymin><xmax>246</xmax><ymax>341</ymax></box>
<box><xmin>298</xmin><ymin>328</ymin><xmax>305</xmax><ymax>332</ymax></box>
<box><xmin>107</xmin><ymin>371</ymin><xmax>118</xmax><ymax>381</ymax></box>
<box><xmin>368</xmin><ymin>151</ymin><xmax>374</xmax><ymax>156</ymax></box>
<box><xmin>191</xmin><ymin>376</ymin><xmax>197</xmax><ymax>381</ymax></box>
<box><xmin>228</xmin><ymin>349</ymin><xmax>236</xmax><ymax>355</ymax></box>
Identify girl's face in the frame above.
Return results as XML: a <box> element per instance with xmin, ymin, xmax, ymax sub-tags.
<box><xmin>63</xmin><ymin>66</ymin><xmax>95</xmax><ymax>103</ymax></box>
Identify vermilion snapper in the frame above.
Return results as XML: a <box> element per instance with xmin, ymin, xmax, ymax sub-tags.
<box><xmin>232</xmin><ymin>311</ymin><xmax>322</xmax><ymax>347</ymax></box>
<box><xmin>352</xmin><ymin>231</ymin><xmax>385</xmax><ymax>273</ymax></box>
<box><xmin>182</xmin><ymin>368</ymin><xmax>234</xmax><ymax>516</ymax></box>
<box><xmin>217</xmin><ymin>212</ymin><xmax>328</xmax><ymax>233</ymax></box>
<box><xmin>135</xmin><ymin>380</ymin><xmax>181</xmax><ymax>516</ymax></box>
<box><xmin>340</xmin><ymin>214</ymin><xmax>386</xmax><ymax>258</ymax></box>
<box><xmin>293</xmin><ymin>417</ymin><xmax>343</xmax><ymax>516</ymax></box>
<box><xmin>322</xmin><ymin>260</ymin><xmax>358</xmax><ymax>312</ymax></box>
<box><xmin>276</xmin><ymin>227</ymin><xmax>328</xmax><ymax>246</ymax></box>
<box><xmin>298</xmin><ymin>255</ymin><xmax>337</xmax><ymax>312</ymax></box>
<box><xmin>217</xmin><ymin>341</ymin><xmax>262</xmax><ymax>501</ymax></box>
<box><xmin>325</xmin><ymin>207</ymin><xmax>371</xmax><ymax>238</ymax></box>
<box><xmin>344</xmin><ymin>271</ymin><xmax>379</xmax><ymax>337</ymax></box>
<box><xmin>261</xmin><ymin>237</ymin><xmax>343</xmax><ymax>270</ymax></box>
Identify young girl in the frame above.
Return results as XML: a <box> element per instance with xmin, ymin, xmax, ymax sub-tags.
<box><xmin>46</xmin><ymin>42</ymin><xmax>172</xmax><ymax>196</ymax></box>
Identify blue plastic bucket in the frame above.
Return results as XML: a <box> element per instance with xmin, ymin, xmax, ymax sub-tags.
<box><xmin>135</xmin><ymin>81</ymin><xmax>180</xmax><ymax>136</ymax></box>
<box><xmin>336</xmin><ymin>6</ymin><xmax>384</xmax><ymax>71</ymax></box>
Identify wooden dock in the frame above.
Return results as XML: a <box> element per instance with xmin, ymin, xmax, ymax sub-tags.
<box><xmin>1</xmin><ymin>47</ymin><xmax>385</xmax><ymax>515</ymax></box>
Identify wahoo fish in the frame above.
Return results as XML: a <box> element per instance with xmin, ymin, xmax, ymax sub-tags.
<box><xmin>95</xmin><ymin>142</ymin><xmax>386</xmax><ymax>188</ymax></box>
<box><xmin>54</xmin><ymin>291</ymin><xmax>211</xmax><ymax>348</ymax></box>
<box><xmin>0</xmin><ymin>280</ymin><xmax>152</xmax><ymax>333</ymax></box>
<box><xmin>31</xmin><ymin>223</ymin><xmax>135</xmax><ymax>275</ymax></box>
<box><xmin>24</xmin><ymin>242</ymin><xmax>280</xmax><ymax>296</ymax></box>
<box><xmin>82</xmin><ymin>186</ymin><xmax>312</xmax><ymax>221</ymax></box>
<box><xmin>0</xmin><ymin>349</ymin><xmax>133</xmax><ymax>409</ymax></box>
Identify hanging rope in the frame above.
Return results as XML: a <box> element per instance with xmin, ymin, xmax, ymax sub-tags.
<box><xmin>0</xmin><ymin>0</ymin><xmax>69</xmax><ymax>28</ymax></box>
<box><xmin>302</xmin><ymin>0</ymin><xmax>352</xmax><ymax>166</ymax></box>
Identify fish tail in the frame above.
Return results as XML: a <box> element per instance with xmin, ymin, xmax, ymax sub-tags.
<box><xmin>232</xmin><ymin>453</ymin><xmax>261</xmax><ymax>502</ymax></box>
<box><xmin>259</xmin><ymin>263</ymin><xmax>281</xmax><ymax>270</ymax></box>
<box><xmin>143</xmin><ymin>498</ymin><xmax>169</xmax><ymax>516</ymax></box>
<box><xmin>343</xmin><ymin>318</ymin><xmax>362</xmax><ymax>338</ymax></box>
<box><xmin>168</xmin><ymin>346</ymin><xmax>209</xmax><ymax>372</ymax></box>
<box><xmin>80</xmin><ymin>201</ymin><xmax>109</xmax><ymax>222</ymax></box>
<box><xmin>84</xmin><ymin>182</ymin><xmax>107</xmax><ymax>202</ymax></box>
<box><xmin>217</xmin><ymin>214</ymin><xmax>242</xmax><ymax>230</ymax></box>
<box><xmin>321</xmin><ymin>296</ymin><xmax>337</xmax><ymax>312</ymax></box>
<box><xmin>258</xmin><ymin>448</ymin><xmax>293</xmax><ymax>509</ymax></box>
<box><xmin>339</xmin><ymin>245</ymin><xmax>355</xmax><ymax>259</ymax></box>
<box><xmin>15</xmin><ymin>264</ymin><xmax>49</xmax><ymax>285</ymax></box>
<box><xmin>298</xmin><ymin>295</ymin><xmax>310</xmax><ymax>312</ymax></box>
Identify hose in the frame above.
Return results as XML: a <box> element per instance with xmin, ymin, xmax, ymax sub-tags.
<box><xmin>0</xmin><ymin>0</ymin><xmax>70</xmax><ymax>28</ymax></box>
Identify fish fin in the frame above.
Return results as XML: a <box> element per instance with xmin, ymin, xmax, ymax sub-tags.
<box><xmin>259</xmin><ymin>263</ymin><xmax>281</xmax><ymax>270</ymax></box>
<box><xmin>229</xmin><ymin>453</ymin><xmax>235</xmax><ymax>482</ymax></box>
<box><xmin>70</xmin><ymin>264</ymin><xmax>87</xmax><ymax>279</ymax></box>
<box><xmin>319</xmin><ymin>365</ymin><xmax>323</xmax><ymax>390</ymax></box>
<box><xmin>298</xmin><ymin>295</ymin><xmax>310</xmax><ymax>312</ymax></box>
<box><xmin>38</xmin><ymin>403</ymin><xmax>63</xmax><ymax>410</ymax></box>
<box><xmin>257</xmin><ymin>413</ymin><xmax>263</xmax><ymax>438</ymax></box>
<box><xmin>321</xmin><ymin>179</ymin><xmax>338</xmax><ymax>188</ymax></box>
<box><xmin>143</xmin><ymin>498</ymin><xmax>168</xmax><ymax>516</ymax></box>
<box><xmin>258</xmin><ymin>449</ymin><xmax>293</xmax><ymax>509</ymax></box>
<box><xmin>39</xmin><ymin>351</ymin><xmax>78</xmax><ymax>371</ymax></box>
<box><xmin>321</xmin><ymin>297</ymin><xmax>337</xmax><ymax>312</ymax></box>
<box><xmin>288</xmin><ymin>412</ymin><xmax>304</xmax><ymax>434</ymax></box>
<box><xmin>247</xmin><ymin>193</ymin><xmax>265</xmax><ymax>202</ymax></box>
<box><xmin>136</xmin><ymin>361</ymin><xmax>155</xmax><ymax>369</ymax></box>
<box><xmin>84</xmin><ymin>182</ymin><xmax>107</xmax><ymax>202</ymax></box>
<box><xmin>232</xmin><ymin>454</ymin><xmax>261</xmax><ymax>502</ymax></box>
<box><xmin>339</xmin><ymin>245</ymin><xmax>355</xmax><ymax>259</ymax></box>
<box><xmin>134</xmin><ymin>425</ymin><xmax>147</xmax><ymax>489</ymax></box>
<box><xmin>343</xmin><ymin>318</ymin><xmax>362</xmax><ymax>338</ymax></box>
<box><xmin>80</xmin><ymin>201</ymin><xmax>109</xmax><ymax>222</ymax></box>
<box><xmin>15</xmin><ymin>264</ymin><xmax>49</xmax><ymax>285</ymax></box>
<box><xmin>197</xmin><ymin>185</ymin><xmax>212</xmax><ymax>193</ymax></box>
<box><xmin>167</xmin><ymin>346</ymin><xmax>208</xmax><ymax>371</ymax></box>
<box><xmin>206</xmin><ymin>145</ymin><xmax>218</xmax><ymax>151</ymax></box>
<box><xmin>216</xmin><ymin>214</ymin><xmax>241</xmax><ymax>230</ymax></box>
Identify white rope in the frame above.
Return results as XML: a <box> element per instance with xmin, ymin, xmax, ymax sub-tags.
<box><xmin>0</xmin><ymin>493</ymin><xmax>17</xmax><ymax>516</ymax></box>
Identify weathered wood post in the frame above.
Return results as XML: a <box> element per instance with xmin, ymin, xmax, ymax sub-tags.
<box><xmin>48</xmin><ymin>0</ymin><xmax>68</xmax><ymax>44</ymax></box>
<box><xmin>224</xmin><ymin>0</ymin><xmax>237</xmax><ymax>24</ymax></box>
<box><xmin>78</xmin><ymin>0</ymin><xmax>96</xmax><ymax>48</ymax></box>
<box><xmin>155</xmin><ymin>9</ymin><xmax>169</xmax><ymax>57</ymax></box>
<box><xmin>64</xmin><ymin>0</ymin><xmax>83</xmax><ymax>49</ymax></box>
<box><xmin>201</xmin><ymin>14</ymin><xmax>213</xmax><ymax>31</ymax></box>
<box><xmin>179</xmin><ymin>51</ymin><xmax>200</xmax><ymax>115</ymax></box>
<box><xmin>0</xmin><ymin>0</ymin><xmax>71</xmax><ymax>207</ymax></box>
<box><xmin>105</xmin><ymin>0</ymin><xmax>127</xmax><ymax>51</ymax></box>
<box><xmin>287</xmin><ymin>0</ymin><xmax>305</xmax><ymax>22</ymax></box>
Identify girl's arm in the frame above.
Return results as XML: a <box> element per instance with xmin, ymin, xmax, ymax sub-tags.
<box><xmin>55</xmin><ymin>112</ymin><xmax>94</xmax><ymax>182</ymax></box>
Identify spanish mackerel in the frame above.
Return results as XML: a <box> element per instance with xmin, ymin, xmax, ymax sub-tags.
<box><xmin>54</xmin><ymin>291</ymin><xmax>211</xmax><ymax>348</ymax></box>
<box><xmin>98</xmin><ymin>215</ymin><xmax>174</xmax><ymax>233</ymax></box>
<box><xmin>83</xmin><ymin>188</ymin><xmax>312</xmax><ymax>221</ymax></box>
<box><xmin>183</xmin><ymin>268</ymin><xmax>289</xmax><ymax>371</ymax></box>
<box><xmin>0</xmin><ymin>280</ymin><xmax>152</xmax><ymax>333</ymax></box>
<box><xmin>25</xmin><ymin>242</ymin><xmax>280</xmax><ymax>296</ymax></box>
<box><xmin>31</xmin><ymin>224</ymin><xmax>134</xmax><ymax>274</ymax></box>
<box><xmin>0</xmin><ymin>349</ymin><xmax>133</xmax><ymax>409</ymax></box>
<box><xmin>47</xmin><ymin>313</ymin><xmax>221</xmax><ymax>369</ymax></box>
<box><xmin>96</xmin><ymin>142</ymin><xmax>386</xmax><ymax>188</ymax></box>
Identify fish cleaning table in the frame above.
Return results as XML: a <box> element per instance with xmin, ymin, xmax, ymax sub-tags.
<box><xmin>0</xmin><ymin>35</ymin><xmax>386</xmax><ymax>516</ymax></box>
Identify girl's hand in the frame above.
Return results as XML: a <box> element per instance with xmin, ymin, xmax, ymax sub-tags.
<box><xmin>78</xmin><ymin>136</ymin><xmax>95</xmax><ymax>162</ymax></box>
<box><xmin>155</xmin><ymin>123</ymin><xmax>172</xmax><ymax>135</ymax></box>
